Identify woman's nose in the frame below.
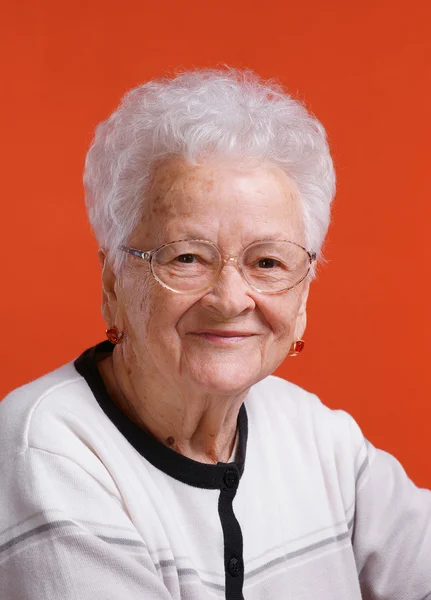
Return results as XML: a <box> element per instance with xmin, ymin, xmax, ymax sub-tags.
<box><xmin>199</xmin><ymin>262</ymin><xmax>256</xmax><ymax>318</ymax></box>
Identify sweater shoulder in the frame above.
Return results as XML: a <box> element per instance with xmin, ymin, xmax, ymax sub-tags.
<box><xmin>246</xmin><ymin>375</ymin><xmax>365</xmax><ymax>456</ymax></box>
<box><xmin>0</xmin><ymin>361</ymin><xmax>100</xmax><ymax>456</ymax></box>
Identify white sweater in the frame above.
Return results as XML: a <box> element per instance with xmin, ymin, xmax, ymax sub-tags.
<box><xmin>0</xmin><ymin>341</ymin><xmax>430</xmax><ymax>600</ymax></box>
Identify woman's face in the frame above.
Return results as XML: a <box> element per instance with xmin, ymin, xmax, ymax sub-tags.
<box><xmin>103</xmin><ymin>156</ymin><xmax>311</xmax><ymax>396</ymax></box>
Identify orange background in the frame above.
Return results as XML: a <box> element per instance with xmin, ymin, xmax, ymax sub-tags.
<box><xmin>1</xmin><ymin>1</ymin><xmax>430</xmax><ymax>487</ymax></box>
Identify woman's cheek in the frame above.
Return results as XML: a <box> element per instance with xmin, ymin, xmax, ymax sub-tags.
<box><xmin>262</xmin><ymin>298</ymin><xmax>298</xmax><ymax>338</ymax></box>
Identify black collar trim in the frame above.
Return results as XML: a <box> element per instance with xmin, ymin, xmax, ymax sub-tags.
<box><xmin>74</xmin><ymin>341</ymin><xmax>248</xmax><ymax>490</ymax></box>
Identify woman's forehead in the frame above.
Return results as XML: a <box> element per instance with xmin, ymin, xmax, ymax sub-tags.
<box><xmin>139</xmin><ymin>156</ymin><xmax>304</xmax><ymax>245</ymax></box>
<box><xmin>149</xmin><ymin>155</ymin><xmax>295</xmax><ymax>197</ymax></box>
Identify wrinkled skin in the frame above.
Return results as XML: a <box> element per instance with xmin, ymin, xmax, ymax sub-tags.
<box><xmin>98</xmin><ymin>156</ymin><xmax>311</xmax><ymax>463</ymax></box>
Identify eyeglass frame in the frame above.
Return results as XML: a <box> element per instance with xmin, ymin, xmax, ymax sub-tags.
<box><xmin>120</xmin><ymin>239</ymin><xmax>317</xmax><ymax>295</ymax></box>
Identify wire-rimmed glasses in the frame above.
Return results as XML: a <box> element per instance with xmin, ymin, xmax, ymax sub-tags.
<box><xmin>120</xmin><ymin>239</ymin><xmax>316</xmax><ymax>295</ymax></box>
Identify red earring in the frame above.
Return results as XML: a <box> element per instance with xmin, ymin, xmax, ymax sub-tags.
<box><xmin>106</xmin><ymin>328</ymin><xmax>124</xmax><ymax>344</ymax></box>
<box><xmin>288</xmin><ymin>339</ymin><xmax>305</xmax><ymax>356</ymax></box>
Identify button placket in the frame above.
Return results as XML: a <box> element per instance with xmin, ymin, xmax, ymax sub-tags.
<box><xmin>218</xmin><ymin>465</ymin><xmax>244</xmax><ymax>597</ymax></box>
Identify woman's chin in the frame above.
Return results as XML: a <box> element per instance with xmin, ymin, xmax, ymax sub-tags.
<box><xmin>184</xmin><ymin>358</ymin><xmax>263</xmax><ymax>397</ymax></box>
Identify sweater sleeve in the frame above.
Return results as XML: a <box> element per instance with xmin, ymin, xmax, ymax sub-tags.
<box><xmin>350</xmin><ymin>420</ymin><xmax>431</xmax><ymax>600</ymax></box>
<box><xmin>0</xmin><ymin>446</ymin><xmax>174</xmax><ymax>600</ymax></box>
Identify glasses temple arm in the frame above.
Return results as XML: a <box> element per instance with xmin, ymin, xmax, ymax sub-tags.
<box><xmin>119</xmin><ymin>246</ymin><xmax>151</xmax><ymax>261</ymax></box>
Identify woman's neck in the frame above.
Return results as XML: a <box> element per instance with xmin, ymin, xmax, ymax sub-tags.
<box><xmin>97</xmin><ymin>352</ymin><xmax>247</xmax><ymax>464</ymax></box>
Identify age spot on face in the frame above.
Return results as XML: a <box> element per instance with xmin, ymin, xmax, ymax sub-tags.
<box><xmin>150</xmin><ymin>196</ymin><xmax>161</xmax><ymax>214</ymax></box>
<box><xmin>204</xmin><ymin>178</ymin><xmax>215</xmax><ymax>193</ymax></box>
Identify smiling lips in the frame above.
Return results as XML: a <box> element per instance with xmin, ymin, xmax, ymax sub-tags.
<box><xmin>189</xmin><ymin>330</ymin><xmax>256</xmax><ymax>344</ymax></box>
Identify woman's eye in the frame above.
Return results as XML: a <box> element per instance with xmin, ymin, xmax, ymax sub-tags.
<box><xmin>257</xmin><ymin>258</ymin><xmax>279</xmax><ymax>269</ymax></box>
<box><xmin>176</xmin><ymin>254</ymin><xmax>196</xmax><ymax>263</ymax></box>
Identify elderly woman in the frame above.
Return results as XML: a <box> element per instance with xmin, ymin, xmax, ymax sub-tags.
<box><xmin>0</xmin><ymin>69</ymin><xmax>430</xmax><ymax>600</ymax></box>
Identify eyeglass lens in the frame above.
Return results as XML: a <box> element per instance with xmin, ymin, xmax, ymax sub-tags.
<box><xmin>151</xmin><ymin>240</ymin><xmax>310</xmax><ymax>293</ymax></box>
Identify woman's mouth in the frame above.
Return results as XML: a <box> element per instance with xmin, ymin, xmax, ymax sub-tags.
<box><xmin>188</xmin><ymin>330</ymin><xmax>255</xmax><ymax>344</ymax></box>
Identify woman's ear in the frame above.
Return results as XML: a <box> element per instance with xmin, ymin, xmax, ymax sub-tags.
<box><xmin>98</xmin><ymin>248</ymin><xmax>119</xmax><ymax>327</ymax></box>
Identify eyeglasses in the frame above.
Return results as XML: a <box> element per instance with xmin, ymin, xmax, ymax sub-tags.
<box><xmin>120</xmin><ymin>239</ymin><xmax>316</xmax><ymax>295</ymax></box>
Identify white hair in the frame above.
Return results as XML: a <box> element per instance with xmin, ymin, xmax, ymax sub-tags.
<box><xmin>83</xmin><ymin>68</ymin><xmax>336</xmax><ymax>273</ymax></box>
